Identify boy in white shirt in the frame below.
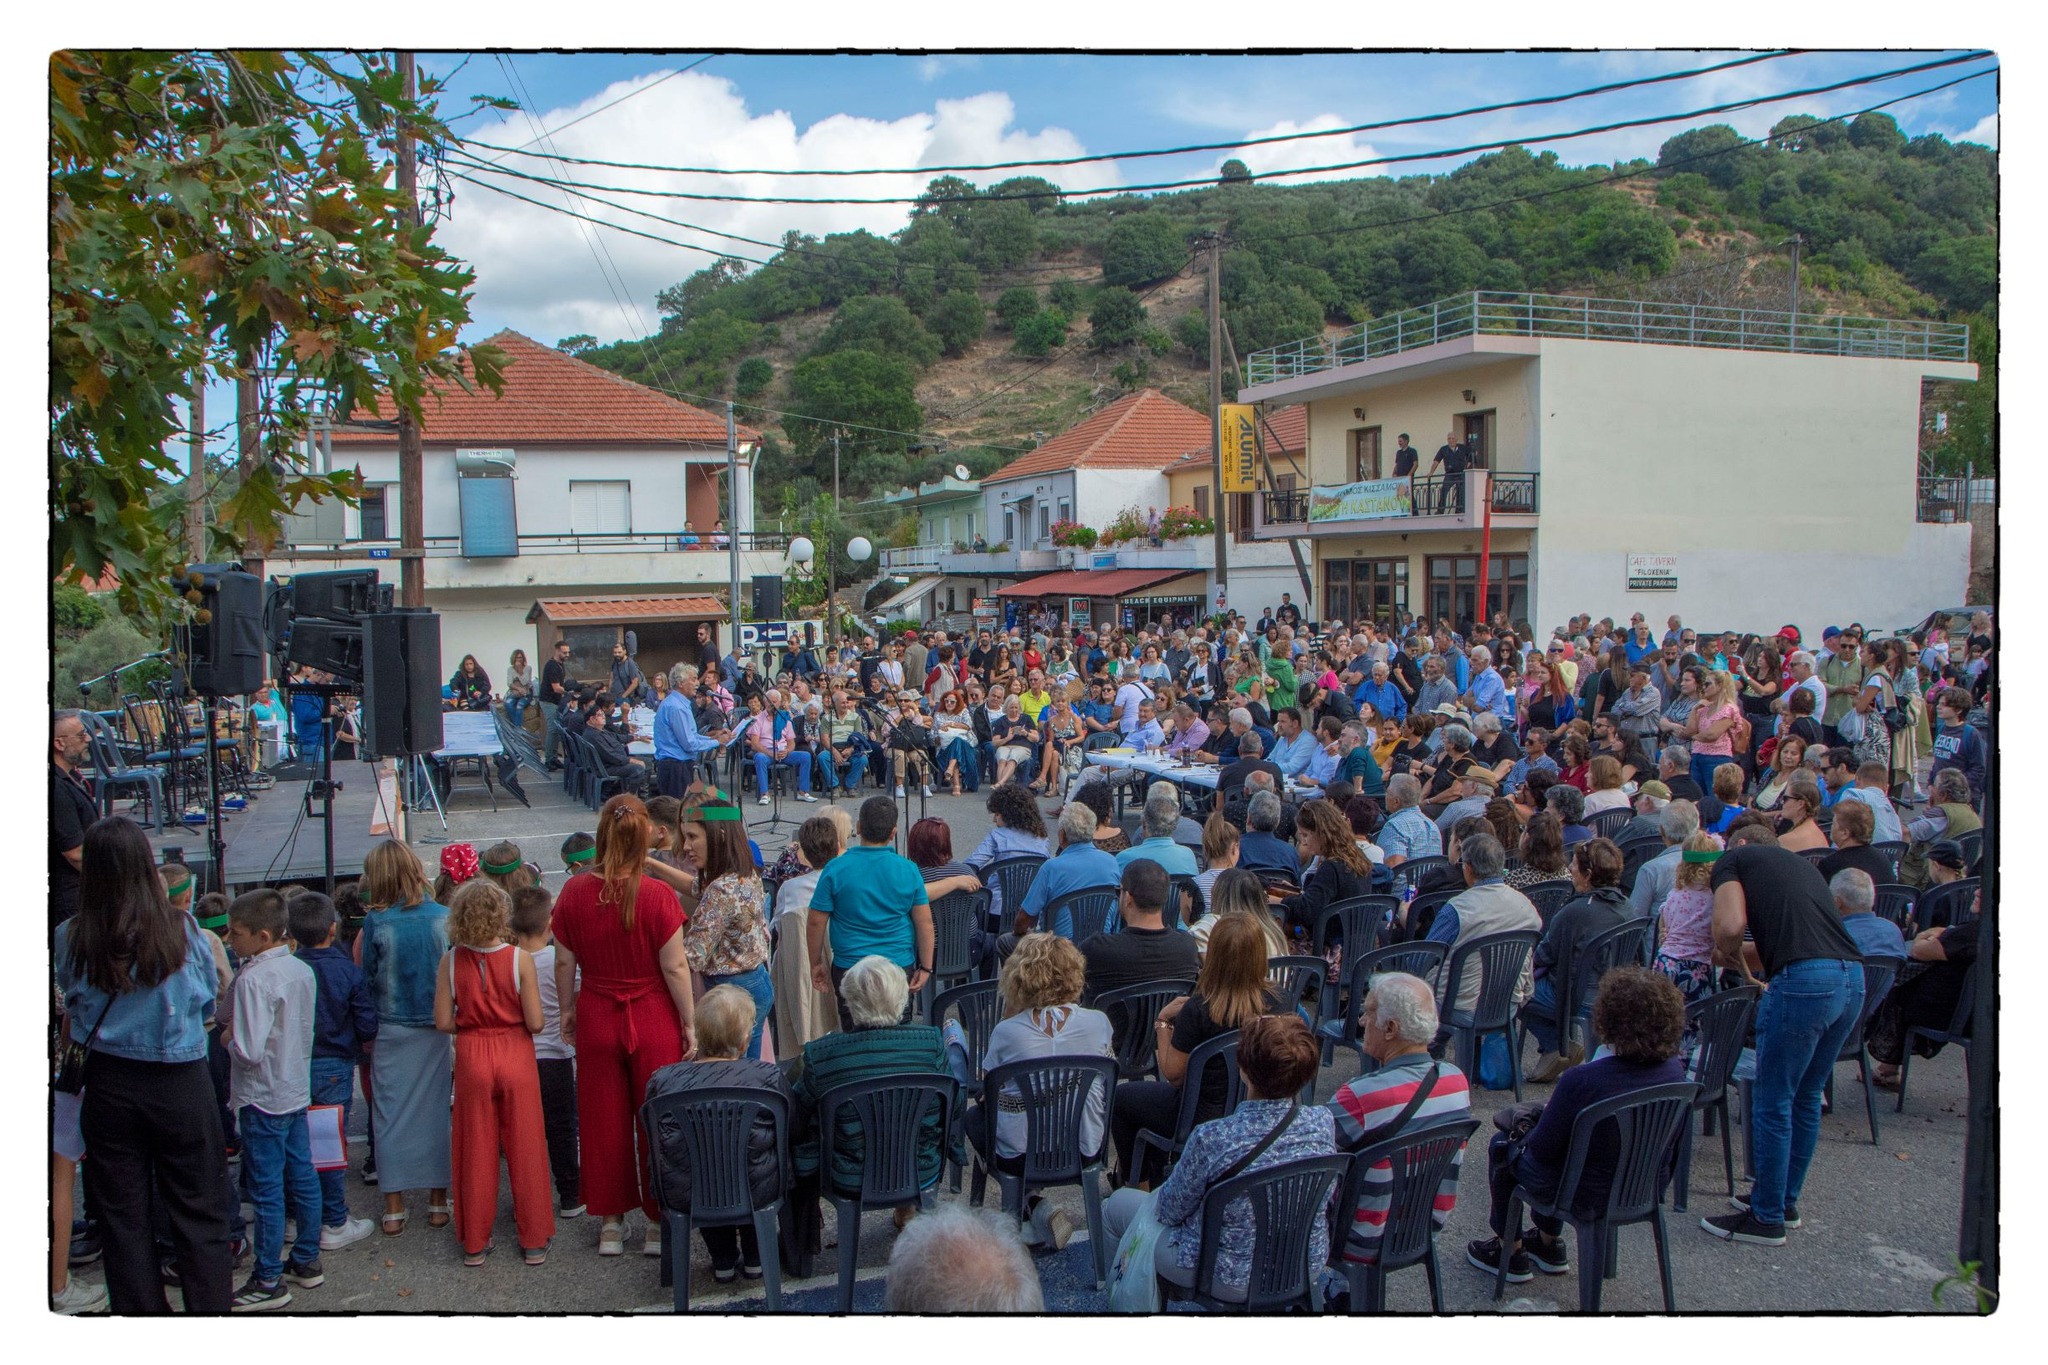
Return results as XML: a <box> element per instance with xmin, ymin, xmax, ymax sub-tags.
<box><xmin>512</xmin><ymin>886</ymin><xmax>583</xmax><ymax>1218</ymax></box>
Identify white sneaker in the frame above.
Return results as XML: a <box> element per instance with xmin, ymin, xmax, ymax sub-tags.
<box><xmin>894</xmin><ymin>785</ymin><xmax>906</xmax><ymax>798</ymax></box>
<box><xmin>598</xmin><ymin>1221</ymin><xmax>625</xmax><ymax>1256</ymax></box>
<box><xmin>642</xmin><ymin>1225</ymin><xmax>662</xmax><ymax>1258</ymax></box>
<box><xmin>52</xmin><ymin>1274</ymin><xmax>107</xmax><ymax>1315</ymax></box>
<box><xmin>922</xmin><ymin>785</ymin><xmax>935</xmax><ymax>798</ymax></box>
<box><xmin>320</xmin><ymin>1216</ymin><xmax>376</xmax><ymax>1252</ymax></box>
<box><xmin>559</xmin><ymin>1202</ymin><xmax>586</xmax><ymax>1220</ymax></box>
<box><xmin>757</xmin><ymin>793</ymin><xmax>772</xmax><ymax>806</ymax></box>
<box><xmin>795</xmin><ymin>792</ymin><xmax>818</xmax><ymax>803</ymax></box>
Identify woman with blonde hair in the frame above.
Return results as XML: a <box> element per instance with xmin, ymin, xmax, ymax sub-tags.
<box><xmin>355</xmin><ymin>839</ymin><xmax>453</xmax><ymax>1235</ymax></box>
<box><xmin>547</xmin><ymin>794</ymin><xmax>697</xmax><ymax>1257</ymax></box>
<box><xmin>1685</xmin><ymin>669</ymin><xmax>1743</xmax><ymax>794</ymax></box>
<box><xmin>1109</xmin><ymin>912</ymin><xmax>1280</xmax><ymax>1185</ymax></box>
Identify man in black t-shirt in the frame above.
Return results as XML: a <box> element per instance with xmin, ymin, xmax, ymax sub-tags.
<box><xmin>1391</xmin><ymin>432</ymin><xmax>1418</xmax><ymax>480</ymax></box>
<box><xmin>1703</xmin><ymin>833</ymin><xmax>1865</xmax><ymax>1246</ymax></box>
<box><xmin>51</xmin><ymin>710</ymin><xmax>97</xmax><ymax>931</ymax></box>
<box><xmin>1276</xmin><ymin>594</ymin><xmax>1302</xmax><ymax>629</ymax></box>
<box><xmin>540</xmin><ymin>640</ymin><xmax>572</xmax><ymax>769</ymax></box>
<box><xmin>1079</xmin><ymin>861</ymin><xmax>1200</xmax><ymax>1071</ymax></box>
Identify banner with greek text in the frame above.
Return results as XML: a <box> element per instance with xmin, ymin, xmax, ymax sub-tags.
<box><xmin>1308</xmin><ymin>477</ymin><xmax>1414</xmax><ymax>523</ymax></box>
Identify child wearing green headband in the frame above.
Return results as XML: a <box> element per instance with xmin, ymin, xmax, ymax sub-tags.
<box><xmin>560</xmin><ymin>832</ymin><xmax>597</xmax><ymax>870</ymax></box>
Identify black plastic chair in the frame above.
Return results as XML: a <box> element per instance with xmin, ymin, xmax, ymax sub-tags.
<box><xmin>1165</xmin><ymin>1153</ymin><xmax>1350</xmax><ymax>1312</ymax></box>
<box><xmin>1130</xmin><ymin>1031</ymin><xmax>1243</xmax><ymax>1183</ymax></box>
<box><xmin>1317</xmin><ymin>942</ymin><xmax>1450</xmax><ymax>1069</ymax></box>
<box><xmin>932</xmin><ymin>979</ymin><xmax>1003</xmax><ymax>1192</ymax></box>
<box><xmin>1869</xmin><ymin>841</ymin><xmax>1909</xmax><ymax>881</ymax></box>
<box><xmin>1872</xmin><ymin>882</ymin><xmax>1919</xmax><ymax>931</ymax></box>
<box><xmin>1952</xmin><ymin>828</ymin><xmax>1984</xmax><ymax>874</ymax></box>
<box><xmin>1043</xmin><ymin>885</ymin><xmax>1121</xmax><ymax>941</ymax></box>
<box><xmin>1094</xmin><ymin>978</ymin><xmax>1197</xmax><ymax>1081</ymax></box>
<box><xmin>1913</xmin><ymin>878</ymin><xmax>1980</xmax><ymax>933</ymax></box>
<box><xmin>981</xmin><ymin>854</ymin><xmax>1047</xmax><ymax>931</ymax></box>
<box><xmin>1329</xmin><ymin>1116</ymin><xmax>1480</xmax><ymax>1313</ymax></box>
<box><xmin>1436</xmin><ymin>930</ymin><xmax>1540</xmax><ymax>1099</ymax></box>
<box><xmin>1585</xmin><ymin>808</ymin><xmax>1634</xmax><ymax>840</ymax></box>
<box><xmin>1617</xmin><ymin>836</ymin><xmax>1665</xmax><ymax>895</ymax></box>
<box><xmin>79</xmin><ymin>709</ymin><xmax>168</xmax><ymax>829</ymax></box>
<box><xmin>1165</xmin><ymin>873</ymin><xmax>1204</xmax><ymax>928</ymax></box>
<box><xmin>967</xmin><ymin>1056</ymin><xmax>1118</xmax><ymax>1288</ymax></box>
<box><xmin>1494</xmin><ymin>1081</ymin><xmax>1700</xmax><ymax>1312</ymax></box>
<box><xmin>922</xmin><ymin>888</ymin><xmax>990</xmax><ymax>1007</ymax></box>
<box><xmin>1390</xmin><ymin>856</ymin><xmax>1450</xmax><ymax>898</ymax></box>
<box><xmin>1826</xmin><ymin>957</ymin><xmax>1900</xmax><ymax>1144</ymax></box>
<box><xmin>1796</xmin><ymin>847</ymin><xmax>1831</xmax><ymax>867</ymax></box>
<box><xmin>1520</xmin><ymin>879</ymin><xmax>1576</xmax><ymax>924</ymax></box>
<box><xmin>1267</xmin><ymin>955</ymin><xmax>1329</xmax><ymax>1018</ymax></box>
<box><xmin>1310</xmin><ymin>894</ymin><xmax>1396</xmax><ymax>1019</ymax></box>
<box><xmin>640</xmin><ymin>1086</ymin><xmax>789</xmax><ymax>1312</ymax></box>
<box><xmin>1896</xmin><ymin>962</ymin><xmax>1976</xmax><ymax>1114</ymax></box>
<box><xmin>1559</xmin><ymin>919</ymin><xmax>1655</xmax><ymax>1056</ymax></box>
<box><xmin>816</xmin><ymin>1072</ymin><xmax>957</xmax><ymax>1313</ymax></box>
<box><xmin>1404</xmin><ymin>888</ymin><xmax>1462</xmax><ymax>941</ymax></box>
<box><xmin>1672</xmin><ymin>986</ymin><xmax>1759</xmax><ymax>1213</ymax></box>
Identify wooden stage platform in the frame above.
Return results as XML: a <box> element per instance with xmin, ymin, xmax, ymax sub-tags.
<box><xmin>145</xmin><ymin>757</ymin><xmax>404</xmax><ymax>892</ymax></box>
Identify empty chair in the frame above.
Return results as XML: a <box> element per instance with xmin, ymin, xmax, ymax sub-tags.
<box><xmin>1129</xmin><ymin>1031</ymin><xmax>1243</xmax><ymax>1183</ymax></box>
<box><xmin>1266</xmin><ymin>956</ymin><xmax>1329</xmax><ymax>1020</ymax></box>
<box><xmin>1043</xmin><ymin>886</ymin><xmax>1120</xmax><ymax>941</ymax></box>
<box><xmin>1826</xmin><ymin>957</ymin><xmax>1900</xmax><ymax>1145</ymax></box>
<box><xmin>1403</xmin><ymin>889</ymin><xmax>1462</xmax><ymax>941</ymax></box>
<box><xmin>1672</xmin><ymin>986</ymin><xmax>1759</xmax><ymax>1213</ymax></box>
<box><xmin>1094</xmin><ymin>978</ymin><xmax>1198</xmax><ymax>1081</ymax></box>
<box><xmin>1330</xmin><ymin>1116</ymin><xmax>1481</xmax><ymax>1313</ymax></box>
<box><xmin>1166</xmin><ymin>1154</ymin><xmax>1351</xmax><ymax>1312</ymax></box>
<box><xmin>1317</xmin><ymin>942</ymin><xmax>1449</xmax><ymax>1069</ymax></box>
<box><xmin>641</xmin><ymin>1087</ymin><xmax>789</xmax><ymax>1312</ymax></box>
<box><xmin>1390</xmin><ymin>856</ymin><xmax>1451</xmax><ymax>898</ymax></box>
<box><xmin>1520</xmin><ymin>879</ymin><xmax>1576</xmax><ymax>924</ymax></box>
<box><xmin>1492</xmin><ymin>1082</ymin><xmax>1700</xmax><ymax>1312</ymax></box>
<box><xmin>967</xmin><ymin>1056</ymin><xmax>1118</xmax><ymax>1288</ymax></box>
<box><xmin>1311</xmin><ymin>894</ymin><xmax>1396</xmax><ymax>1019</ymax></box>
<box><xmin>1951</xmin><ymin>828</ymin><xmax>1984</xmax><ymax>874</ymax></box>
<box><xmin>1560</xmin><ymin>920</ymin><xmax>1655</xmax><ymax>1057</ymax></box>
<box><xmin>78</xmin><ymin>710</ymin><xmax>167</xmax><ymax>829</ymax></box>
<box><xmin>816</xmin><ymin>1073</ymin><xmax>957</xmax><ymax>1313</ymax></box>
<box><xmin>932</xmin><ymin>979</ymin><xmax>1003</xmax><ymax>1192</ymax></box>
<box><xmin>921</xmin><ymin>889</ymin><xmax>990</xmax><ymax>1012</ymax></box>
<box><xmin>1436</xmin><ymin>930</ymin><xmax>1541</xmax><ymax>1099</ymax></box>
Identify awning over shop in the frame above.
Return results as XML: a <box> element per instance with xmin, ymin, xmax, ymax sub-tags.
<box><xmin>994</xmin><ymin>568</ymin><xmax>1194</xmax><ymax>599</ymax></box>
<box><xmin>527</xmin><ymin>594</ymin><xmax>726</xmax><ymax>625</ymax></box>
<box><xmin>874</xmin><ymin>575</ymin><xmax>943</xmax><ymax>617</ymax></box>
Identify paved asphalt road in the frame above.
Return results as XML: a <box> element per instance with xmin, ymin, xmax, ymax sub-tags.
<box><xmin>86</xmin><ymin>770</ymin><xmax>1979</xmax><ymax>1314</ymax></box>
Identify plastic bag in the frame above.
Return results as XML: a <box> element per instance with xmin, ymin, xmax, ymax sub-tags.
<box><xmin>1106</xmin><ymin>1195</ymin><xmax>1166</xmax><ymax>1312</ymax></box>
<box><xmin>1477</xmin><ymin>1031</ymin><xmax>1516</xmax><ymax>1091</ymax></box>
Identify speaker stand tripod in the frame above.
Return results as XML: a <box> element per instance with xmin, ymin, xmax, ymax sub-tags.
<box><xmin>406</xmin><ymin>754</ymin><xmax>449</xmax><ymax>831</ymax></box>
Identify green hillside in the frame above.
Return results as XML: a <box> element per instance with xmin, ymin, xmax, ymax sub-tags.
<box><xmin>576</xmin><ymin>112</ymin><xmax>1996</xmax><ymax>514</ymax></box>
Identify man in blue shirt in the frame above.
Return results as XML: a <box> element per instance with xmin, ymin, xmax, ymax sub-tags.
<box><xmin>1352</xmin><ymin>660</ymin><xmax>1408</xmax><ymax>725</ymax></box>
<box><xmin>1116</xmin><ymin>784</ymin><xmax>1200</xmax><ymax>878</ymax></box>
<box><xmin>1125</xmin><ymin>700</ymin><xmax>1166</xmax><ymax>751</ymax></box>
<box><xmin>1377</xmin><ymin>774</ymin><xmax>1443</xmax><ymax>867</ymax></box>
<box><xmin>806</xmin><ymin>797</ymin><xmax>934</xmax><ymax>1028</ymax></box>
<box><xmin>1829</xmin><ymin>868</ymin><xmax>1907</xmax><ymax>961</ymax></box>
<box><xmin>1462</xmin><ymin>645</ymin><xmax>1512</xmax><ymax>725</ymax></box>
<box><xmin>1020</xmin><ymin>804</ymin><xmax>1122</xmax><ymax>938</ymax></box>
<box><xmin>652</xmin><ymin>665</ymin><xmax>722</xmax><ymax>797</ymax></box>
<box><xmin>1268</xmin><ymin>707</ymin><xmax>1318</xmax><ymax>782</ymax></box>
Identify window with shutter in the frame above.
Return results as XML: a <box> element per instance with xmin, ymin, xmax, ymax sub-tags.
<box><xmin>568</xmin><ymin>480</ymin><xmax>631</xmax><ymax>535</ymax></box>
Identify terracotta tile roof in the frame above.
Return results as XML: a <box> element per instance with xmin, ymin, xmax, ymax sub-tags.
<box><xmin>331</xmin><ymin>331</ymin><xmax>760</xmax><ymax>448</ymax></box>
<box><xmin>527</xmin><ymin>594</ymin><xmax>726</xmax><ymax>623</ymax></box>
<box><xmin>984</xmin><ymin>389</ymin><xmax>1215</xmax><ymax>483</ymax></box>
<box><xmin>58</xmin><ymin>566</ymin><xmax>121</xmax><ymax>593</ymax></box>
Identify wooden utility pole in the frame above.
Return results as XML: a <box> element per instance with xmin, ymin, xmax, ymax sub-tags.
<box><xmin>395</xmin><ymin>51</ymin><xmax>427</xmax><ymax>608</ymax></box>
<box><xmin>1206</xmin><ymin>234</ymin><xmax>1227</xmax><ymax>611</ymax></box>
<box><xmin>186</xmin><ymin>386</ymin><xmax>207</xmax><ymax>563</ymax></box>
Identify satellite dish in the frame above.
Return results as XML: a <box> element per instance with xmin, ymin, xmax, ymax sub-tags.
<box><xmin>954</xmin><ymin>463</ymin><xmax>972</xmax><ymax>481</ymax></box>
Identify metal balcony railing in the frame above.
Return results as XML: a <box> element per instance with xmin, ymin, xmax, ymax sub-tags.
<box><xmin>1917</xmin><ymin>476</ymin><xmax>1993</xmax><ymax>524</ymax></box>
<box><xmin>1245</xmin><ymin>291</ymin><xmax>1973</xmax><ymax>387</ymax></box>
<box><xmin>880</xmin><ymin>544</ymin><xmax>945</xmax><ymax>572</ymax></box>
<box><xmin>1262</xmin><ymin>471</ymin><xmax>1540</xmax><ymax>528</ymax></box>
<box><xmin>1260</xmin><ymin>490</ymin><xmax>1309</xmax><ymax>524</ymax></box>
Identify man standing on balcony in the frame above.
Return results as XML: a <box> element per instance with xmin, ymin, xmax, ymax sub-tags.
<box><xmin>1430</xmin><ymin>430</ymin><xmax>1469</xmax><ymax>514</ymax></box>
<box><xmin>1392</xmin><ymin>432</ymin><xmax>1418</xmax><ymax>489</ymax></box>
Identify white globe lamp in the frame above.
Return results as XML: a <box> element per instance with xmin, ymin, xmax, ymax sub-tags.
<box><xmin>788</xmin><ymin>536</ymin><xmax>815</xmax><ymax>566</ymax></box>
<box><xmin>848</xmin><ymin>535</ymin><xmax>874</xmax><ymax>564</ymax></box>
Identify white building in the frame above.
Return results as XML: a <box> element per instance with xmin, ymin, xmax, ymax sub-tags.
<box><xmin>269</xmin><ymin>331</ymin><xmax>776</xmax><ymax>682</ymax></box>
<box><xmin>1234</xmin><ymin>291</ymin><xmax>1979</xmax><ymax>640</ymax></box>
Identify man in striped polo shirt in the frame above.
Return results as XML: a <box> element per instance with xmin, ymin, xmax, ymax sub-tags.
<box><xmin>1326</xmin><ymin>973</ymin><xmax>1473</xmax><ymax>1281</ymax></box>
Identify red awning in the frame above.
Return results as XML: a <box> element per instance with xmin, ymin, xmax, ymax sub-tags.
<box><xmin>995</xmin><ymin>569</ymin><xmax>1198</xmax><ymax>599</ymax></box>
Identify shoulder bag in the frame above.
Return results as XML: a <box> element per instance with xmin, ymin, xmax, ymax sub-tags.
<box><xmin>53</xmin><ymin>997</ymin><xmax>114</xmax><ymax>1095</ymax></box>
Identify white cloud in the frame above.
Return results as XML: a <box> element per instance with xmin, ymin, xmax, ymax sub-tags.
<box><xmin>1958</xmin><ymin>112</ymin><xmax>1997</xmax><ymax>147</ymax></box>
<box><xmin>438</xmin><ymin>71</ymin><xmax>1099</xmax><ymax>345</ymax></box>
<box><xmin>1220</xmin><ymin>114</ymin><xmax>1378</xmax><ymax>184</ymax></box>
<box><xmin>916</xmin><ymin>54</ymin><xmax>981</xmax><ymax>82</ymax></box>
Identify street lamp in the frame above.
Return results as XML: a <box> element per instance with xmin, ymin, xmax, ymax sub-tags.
<box><xmin>787</xmin><ymin>535</ymin><xmax>873</xmax><ymax>652</ymax></box>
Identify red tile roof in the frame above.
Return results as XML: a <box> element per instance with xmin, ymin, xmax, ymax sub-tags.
<box><xmin>528</xmin><ymin>595</ymin><xmax>726</xmax><ymax>622</ymax></box>
<box><xmin>331</xmin><ymin>331</ymin><xmax>761</xmax><ymax>448</ymax></box>
<box><xmin>984</xmin><ymin>390</ymin><xmax>1215</xmax><ymax>483</ymax></box>
<box><xmin>995</xmin><ymin>568</ymin><xmax>1195</xmax><ymax>599</ymax></box>
<box><xmin>59</xmin><ymin>566</ymin><xmax>121</xmax><ymax>593</ymax></box>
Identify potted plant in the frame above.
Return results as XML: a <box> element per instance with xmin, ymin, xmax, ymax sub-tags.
<box><xmin>1158</xmin><ymin>505</ymin><xmax>1215</xmax><ymax>540</ymax></box>
<box><xmin>1100</xmin><ymin>506</ymin><xmax>1148</xmax><ymax>546</ymax></box>
<box><xmin>1050</xmin><ymin>519</ymin><xmax>1099</xmax><ymax>549</ymax></box>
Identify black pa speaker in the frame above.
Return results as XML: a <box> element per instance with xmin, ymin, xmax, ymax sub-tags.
<box><xmin>751</xmin><ymin>574</ymin><xmax>784</xmax><ymax>622</ymax></box>
<box><xmin>290</xmin><ymin>569</ymin><xmax>388</xmax><ymax>624</ymax></box>
<box><xmin>360</xmin><ymin>609</ymin><xmax>443</xmax><ymax>760</ymax></box>
<box><xmin>185</xmin><ymin>565</ymin><xmax>265</xmax><ymax>697</ymax></box>
<box><xmin>285</xmin><ymin>619</ymin><xmax>365</xmax><ymax>683</ymax></box>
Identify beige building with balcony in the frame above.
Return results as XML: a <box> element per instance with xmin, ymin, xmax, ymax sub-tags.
<box><xmin>1236</xmin><ymin>292</ymin><xmax>1979</xmax><ymax>638</ymax></box>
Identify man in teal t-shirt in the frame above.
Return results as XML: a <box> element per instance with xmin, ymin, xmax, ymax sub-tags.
<box><xmin>806</xmin><ymin>796</ymin><xmax>933</xmax><ymax>1025</ymax></box>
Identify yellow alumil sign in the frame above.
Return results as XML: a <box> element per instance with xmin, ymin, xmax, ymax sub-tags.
<box><xmin>1219</xmin><ymin>403</ymin><xmax>1259</xmax><ymax>492</ymax></box>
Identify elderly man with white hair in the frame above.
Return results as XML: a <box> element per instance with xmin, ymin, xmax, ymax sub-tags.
<box><xmin>653</xmin><ymin>662</ymin><xmax>725</xmax><ymax>797</ymax></box>
<box><xmin>1326</xmin><ymin>972</ymin><xmax>1475</xmax><ymax>1281</ymax></box>
<box><xmin>1116</xmin><ymin>783</ymin><xmax>1199</xmax><ymax>876</ymax></box>
<box><xmin>1777</xmin><ymin>651</ymin><xmax>1828</xmax><ymax>727</ymax></box>
<box><xmin>1237</xmin><ymin>790</ymin><xmax>1301</xmax><ymax>882</ymax></box>
<box><xmin>1377</xmin><ymin>773</ymin><xmax>1443</xmax><ymax>867</ymax></box>
<box><xmin>1461</xmin><ymin>644</ymin><xmax>1511</xmax><ymax>726</ymax></box>
<box><xmin>1414</xmin><ymin>654</ymin><xmax>1459</xmax><ymax>718</ymax></box>
<box><xmin>885</xmin><ymin>1205</ymin><xmax>1045</xmax><ymax>1311</ymax></box>
<box><xmin>1353</xmin><ymin>658</ymin><xmax>1407</xmax><ymax>725</ymax></box>
<box><xmin>1627</xmin><ymin>798</ymin><xmax>1701</xmax><ymax>919</ymax></box>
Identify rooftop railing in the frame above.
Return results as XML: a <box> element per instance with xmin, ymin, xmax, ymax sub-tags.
<box><xmin>1245</xmin><ymin>291</ymin><xmax>1972</xmax><ymax>387</ymax></box>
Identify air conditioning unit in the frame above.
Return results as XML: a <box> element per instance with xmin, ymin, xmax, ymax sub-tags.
<box><xmin>1057</xmin><ymin>548</ymin><xmax>1078</xmax><ymax>569</ymax></box>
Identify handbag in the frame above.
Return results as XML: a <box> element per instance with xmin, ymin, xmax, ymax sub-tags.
<box><xmin>53</xmin><ymin>999</ymin><xmax>113</xmax><ymax>1095</ymax></box>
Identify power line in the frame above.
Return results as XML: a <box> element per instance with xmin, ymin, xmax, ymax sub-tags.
<box><xmin>468</xmin><ymin>56</ymin><xmax>715</xmax><ymax>162</ymax></box>
<box><xmin>454</xmin><ymin>49</ymin><xmax>1804</xmax><ymax>179</ymax></box>
<box><xmin>446</xmin><ymin>52</ymin><xmax>1992</xmax><ymax>208</ymax></box>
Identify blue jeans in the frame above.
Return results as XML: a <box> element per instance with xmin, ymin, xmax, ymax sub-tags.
<box><xmin>1748</xmin><ymin>957</ymin><xmax>1864</xmax><ymax>1225</ymax></box>
<box><xmin>309</xmin><ymin>1057</ymin><xmax>356</xmax><ymax>1229</ymax></box>
<box><xmin>816</xmin><ymin>746</ymin><xmax>867</xmax><ymax>792</ymax></box>
<box><xmin>506</xmin><ymin>694</ymin><xmax>532</xmax><ymax>724</ymax></box>
<box><xmin>1690</xmin><ymin>752</ymin><xmax>1731</xmax><ymax>795</ymax></box>
<box><xmin>240</xmin><ymin>1106</ymin><xmax>324</xmax><ymax>1281</ymax></box>
<box><xmin>1523</xmin><ymin>975</ymin><xmax>1562</xmax><ymax>1055</ymax></box>
<box><xmin>753</xmin><ymin>750</ymin><xmax>813</xmax><ymax>794</ymax></box>
<box><xmin>705</xmin><ymin>964</ymin><xmax>775</xmax><ymax>1061</ymax></box>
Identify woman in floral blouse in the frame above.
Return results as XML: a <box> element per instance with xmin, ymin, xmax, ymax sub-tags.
<box><xmin>678</xmin><ymin>800</ymin><xmax>774</xmax><ymax>1059</ymax></box>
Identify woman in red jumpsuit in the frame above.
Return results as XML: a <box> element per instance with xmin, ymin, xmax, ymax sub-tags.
<box><xmin>551</xmin><ymin>795</ymin><xmax>698</xmax><ymax>1258</ymax></box>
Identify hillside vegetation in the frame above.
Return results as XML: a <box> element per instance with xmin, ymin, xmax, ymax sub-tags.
<box><xmin>576</xmin><ymin>112</ymin><xmax>1996</xmax><ymax>516</ymax></box>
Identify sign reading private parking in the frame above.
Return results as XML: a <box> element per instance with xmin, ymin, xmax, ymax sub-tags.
<box><xmin>1625</xmin><ymin>553</ymin><xmax>1679</xmax><ymax>591</ymax></box>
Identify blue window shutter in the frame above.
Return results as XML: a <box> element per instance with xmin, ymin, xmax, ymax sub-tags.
<box><xmin>458</xmin><ymin>475</ymin><xmax>519</xmax><ymax>557</ymax></box>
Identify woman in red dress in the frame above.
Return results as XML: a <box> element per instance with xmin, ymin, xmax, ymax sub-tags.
<box><xmin>550</xmin><ymin>795</ymin><xmax>698</xmax><ymax>1258</ymax></box>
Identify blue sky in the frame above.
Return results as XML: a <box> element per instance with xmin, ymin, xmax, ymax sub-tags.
<box><xmin>416</xmin><ymin>49</ymin><xmax>1994</xmax><ymax>346</ymax></box>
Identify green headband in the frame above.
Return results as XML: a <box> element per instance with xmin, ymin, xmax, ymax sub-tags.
<box><xmin>563</xmin><ymin>845</ymin><xmax>597</xmax><ymax>866</ymax></box>
<box><xmin>686</xmin><ymin>805</ymin><xmax>745</xmax><ymax>822</ymax></box>
<box><xmin>481</xmin><ymin>855</ymin><xmax>525</xmax><ymax>876</ymax></box>
<box><xmin>164</xmin><ymin>872</ymin><xmax>194</xmax><ymax>899</ymax></box>
<box><xmin>1680</xmin><ymin>849</ymin><xmax>1722</xmax><ymax>864</ymax></box>
<box><xmin>195</xmin><ymin>909</ymin><xmax>227</xmax><ymax>930</ymax></box>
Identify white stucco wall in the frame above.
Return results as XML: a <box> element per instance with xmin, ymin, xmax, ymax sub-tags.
<box><xmin>1301</xmin><ymin>356</ymin><xmax>1539</xmax><ymax>481</ymax></box>
<box><xmin>1078</xmin><ymin>470</ymin><xmax>1172</xmax><ymax>529</ymax></box>
<box><xmin>330</xmin><ymin>443</ymin><xmax>732</xmax><ymax>539</ymax></box>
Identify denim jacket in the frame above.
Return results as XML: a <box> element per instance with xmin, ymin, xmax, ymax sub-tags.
<box><xmin>358</xmin><ymin>898</ymin><xmax>451</xmax><ymax>1027</ymax></box>
<box><xmin>55</xmin><ymin>917</ymin><xmax>219</xmax><ymax>1064</ymax></box>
